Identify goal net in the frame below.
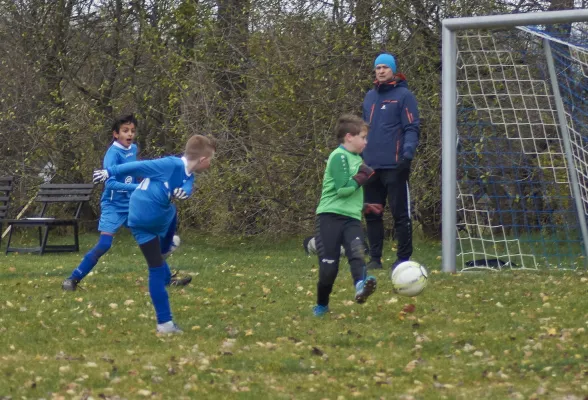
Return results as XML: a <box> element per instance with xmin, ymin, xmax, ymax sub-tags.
<box><xmin>442</xmin><ymin>11</ymin><xmax>588</xmax><ymax>271</ymax></box>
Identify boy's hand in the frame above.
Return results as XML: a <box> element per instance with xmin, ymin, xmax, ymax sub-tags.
<box><xmin>352</xmin><ymin>164</ymin><xmax>375</xmax><ymax>186</ymax></box>
<box><xmin>93</xmin><ymin>169</ymin><xmax>109</xmax><ymax>184</ymax></box>
<box><xmin>364</xmin><ymin>203</ymin><xmax>384</xmax><ymax>215</ymax></box>
<box><xmin>173</xmin><ymin>188</ymin><xmax>189</xmax><ymax>200</ymax></box>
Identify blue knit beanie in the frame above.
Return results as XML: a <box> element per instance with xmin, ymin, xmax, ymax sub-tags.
<box><xmin>374</xmin><ymin>53</ymin><xmax>397</xmax><ymax>73</ymax></box>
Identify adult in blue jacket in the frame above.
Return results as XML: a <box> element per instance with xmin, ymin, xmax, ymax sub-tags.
<box><xmin>362</xmin><ymin>53</ymin><xmax>420</xmax><ymax>271</ymax></box>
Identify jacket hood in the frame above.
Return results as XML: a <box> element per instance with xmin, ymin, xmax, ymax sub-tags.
<box><xmin>374</xmin><ymin>73</ymin><xmax>408</xmax><ymax>91</ymax></box>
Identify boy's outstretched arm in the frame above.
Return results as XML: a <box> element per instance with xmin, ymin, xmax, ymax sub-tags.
<box><xmin>102</xmin><ymin>151</ymin><xmax>139</xmax><ymax>192</ymax></box>
<box><xmin>94</xmin><ymin>158</ymin><xmax>176</xmax><ymax>184</ymax></box>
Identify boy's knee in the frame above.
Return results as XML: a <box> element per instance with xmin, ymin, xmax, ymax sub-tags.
<box><xmin>318</xmin><ymin>260</ymin><xmax>339</xmax><ymax>285</ymax></box>
<box><xmin>348</xmin><ymin>237</ymin><xmax>365</xmax><ymax>260</ymax></box>
<box><xmin>95</xmin><ymin>235</ymin><xmax>114</xmax><ymax>257</ymax></box>
<box><xmin>140</xmin><ymin>238</ymin><xmax>164</xmax><ymax>268</ymax></box>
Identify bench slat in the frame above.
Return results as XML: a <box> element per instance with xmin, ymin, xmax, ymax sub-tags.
<box><xmin>38</xmin><ymin>189</ymin><xmax>94</xmax><ymax>196</ymax></box>
<box><xmin>5</xmin><ymin>219</ymin><xmax>78</xmax><ymax>227</ymax></box>
<box><xmin>0</xmin><ymin>185</ymin><xmax>13</xmax><ymax>191</ymax></box>
<box><xmin>40</xmin><ymin>184</ymin><xmax>93</xmax><ymax>189</ymax></box>
<box><xmin>36</xmin><ymin>196</ymin><xmax>91</xmax><ymax>202</ymax></box>
<box><xmin>0</xmin><ymin>196</ymin><xmax>9</xmax><ymax>202</ymax></box>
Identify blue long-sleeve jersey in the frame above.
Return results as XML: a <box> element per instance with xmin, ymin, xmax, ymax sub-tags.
<box><xmin>107</xmin><ymin>156</ymin><xmax>195</xmax><ymax>230</ymax></box>
<box><xmin>362</xmin><ymin>73</ymin><xmax>420</xmax><ymax>169</ymax></box>
<box><xmin>100</xmin><ymin>142</ymin><xmax>139</xmax><ymax>210</ymax></box>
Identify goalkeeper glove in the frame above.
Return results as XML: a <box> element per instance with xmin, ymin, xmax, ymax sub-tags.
<box><xmin>352</xmin><ymin>164</ymin><xmax>374</xmax><ymax>186</ymax></box>
<box><xmin>93</xmin><ymin>169</ymin><xmax>109</xmax><ymax>184</ymax></box>
<box><xmin>363</xmin><ymin>203</ymin><xmax>384</xmax><ymax>215</ymax></box>
<box><xmin>173</xmin><ymin>188</ymin><xmax>189</xmax><ymax>200</ymax></box>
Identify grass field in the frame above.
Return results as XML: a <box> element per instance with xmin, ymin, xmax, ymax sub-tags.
<box><xmin>0</xmin><ymin>232</ymin><xmax>586</xmax><ymax>400</ymax></box>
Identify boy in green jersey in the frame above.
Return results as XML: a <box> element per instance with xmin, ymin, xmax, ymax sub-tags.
<box><xmin>313</xmin><ymin>114</ymin><xmax>383</xmax><ymax>317</ymax></box>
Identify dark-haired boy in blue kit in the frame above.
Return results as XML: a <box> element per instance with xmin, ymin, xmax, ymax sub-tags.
<box><xmin>62</xmin><ymin>115</ymin><xmax>140</xmax><ymax>291</ymax></box>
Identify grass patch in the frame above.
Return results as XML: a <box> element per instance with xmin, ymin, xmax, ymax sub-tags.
<box><xmin>0</xmin><ymin>232</ymin><xmax>586</xmax><ymax>399</ymax></box>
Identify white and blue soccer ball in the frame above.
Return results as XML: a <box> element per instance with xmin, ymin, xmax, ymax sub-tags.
<box><xmin>391</xmin><ymin>261</ymin><xmax>428</xmax><ymax>297</ymax></box>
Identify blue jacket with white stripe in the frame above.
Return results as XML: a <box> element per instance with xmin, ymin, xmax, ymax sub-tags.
<box><xmin>362</xmin><ymin>74</ymin><xmax>420</xmax><ymax>169</ymax></box>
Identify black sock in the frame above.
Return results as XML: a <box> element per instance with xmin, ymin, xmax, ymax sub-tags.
<box><xmin>316</xmin><ymin>283</ymin><xmax>333</xmax><ymax>307</ymax></box>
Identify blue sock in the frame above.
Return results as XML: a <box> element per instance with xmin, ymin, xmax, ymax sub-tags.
<box><xmin>149</xmin><ymin>265</ymin><xmax>172</xmax><ymax>324</ymax></box>
<box><xmin>163</xmin><ymin>262</ymin><xmax>172</xmax><ymax>285</ymax></box>
<box><xmin>69</xmin><ymin>234</ymin><xmax>113</xmax><ymax>280</ymax></box>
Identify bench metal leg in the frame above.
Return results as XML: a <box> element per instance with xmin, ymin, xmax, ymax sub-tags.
<box><xmin>74</xmin><ymin>223</ymin><xmax>80</xmax><ymax>252</ymax></box>
<box><xmin>40</xmin><ymin>226</ymin><xmax>50</xmax><ymax>256</ymax></box>
<box><xmin>5</xmin><ymin>224</ymin><xmax>14</xmax><ymax>254</ymax></box>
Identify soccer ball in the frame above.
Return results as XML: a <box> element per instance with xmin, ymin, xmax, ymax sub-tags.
<box><xmin>391</xmin><ymin>261</ymin><xmax>428</xmax><ymax>297</ymax></box>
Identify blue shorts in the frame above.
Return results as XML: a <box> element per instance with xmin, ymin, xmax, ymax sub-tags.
<box><xmin>128</xmin><ymin>205</ymin><xmax>176</xmax><ymax>245</ymax></box>
<box><xmin>98</xmin><ymin>205</ymin><xmax>129</xmax><ymax>234</ymax></box>
<box><xmin>130</xmin><ymin>226</ymin><xmax>167</xmax><ymax>246</ymax></box>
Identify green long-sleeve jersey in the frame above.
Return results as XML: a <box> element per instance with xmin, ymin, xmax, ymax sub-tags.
<box><xmin>316</xmin><ymin>145</ymin><xmax>363</xmax><ymax>220</ymax></box>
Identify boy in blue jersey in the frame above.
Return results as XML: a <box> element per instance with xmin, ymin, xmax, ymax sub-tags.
<box><xmin>93</xmin><ymin>134</ymin><xmax>216</xmax><ymax>334</ymax></box>
<box><xmin>62</xmin><ymin>115</ymin><xmax>140</xmax><ymax>291</ymax></box>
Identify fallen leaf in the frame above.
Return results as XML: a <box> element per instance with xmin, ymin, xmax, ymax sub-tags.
<box><xmin>403</xmin><ymin>304</ymin><xmax>416</xmax><ymax>313</ymax></box>
<box><xmin>311</xmin><ymin>346</ymin><xmax>324</xmax><ymax>356</ymax></box>
<box><xmin>404</xmin><ymin>360</ymin><xmax>418</xmax><ymax>372</ymax></box>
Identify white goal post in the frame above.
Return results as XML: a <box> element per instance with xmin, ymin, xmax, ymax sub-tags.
<box><xmin>442</xmin><ymin>10</ymin><xmax>588</xmax><ymax>272</ymax></box>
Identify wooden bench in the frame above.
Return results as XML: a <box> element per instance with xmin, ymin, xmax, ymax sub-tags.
<box><xmin>0</xmin><ymin>176</ymin><xmax>14</xmax><ymax>250</ymax></box>
<box><xmin>4</xmin><ymin>183</ymin><xmax>94</xmax><ymax>255</ymax></box>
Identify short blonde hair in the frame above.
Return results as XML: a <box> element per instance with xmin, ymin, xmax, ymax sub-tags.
<box><xmin>184</xmin><ymin>135</ymin><xmax>216</xmax><ymax>160</ymax></box>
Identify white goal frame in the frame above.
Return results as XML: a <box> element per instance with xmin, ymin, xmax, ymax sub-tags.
<box><xmin>442</xmin><ymin>10</ymin><xmax>588</xmax><ymax>273</ymax></box>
